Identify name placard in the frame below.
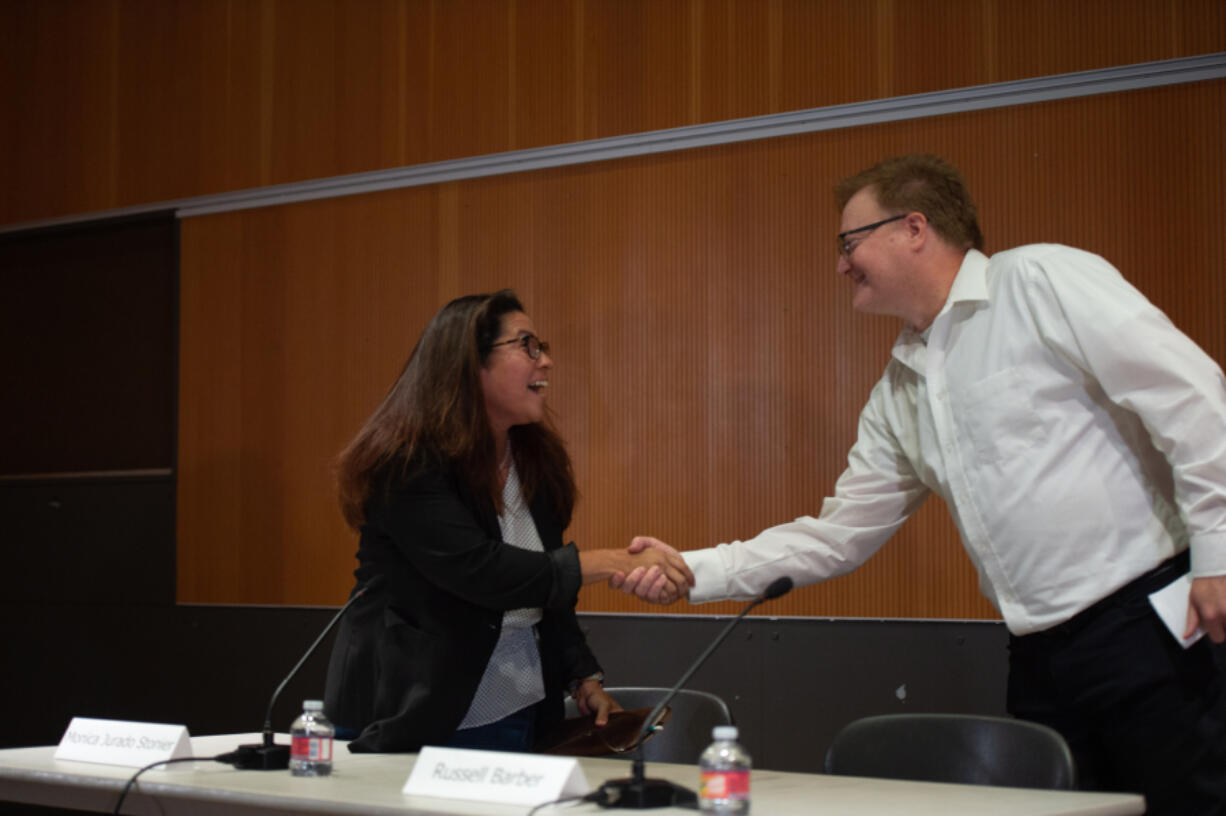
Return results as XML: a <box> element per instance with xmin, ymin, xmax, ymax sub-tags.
<box><xmin>403</xmin><ymin>746</ymin><xmax>588</xmax><ymax>807</ymax></box>
<box><xmin>55</xmin><ymin>717</ymin><xmax>192</xmax><ymax>768</ymax></box>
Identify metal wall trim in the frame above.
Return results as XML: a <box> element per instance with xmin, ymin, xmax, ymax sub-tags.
<box><xmin>2</xmin><ymin>52</ymin><xmax>1222</xmax><ymax>234</ymax></box>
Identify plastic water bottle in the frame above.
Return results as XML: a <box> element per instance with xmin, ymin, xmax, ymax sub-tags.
<box><xmin>698</xmin><ymin>725</ymin><xmax>751</xmax><ymax>814</ymax></box>
<box><xmin>290</xmin><ymin>700</ymin><xmax>334</xmax><ymax>776</ymax></box>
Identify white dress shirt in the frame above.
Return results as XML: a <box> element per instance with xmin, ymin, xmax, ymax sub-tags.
<box><xmin>685</xmin><ymin>245</ymin><xmax>1226</xmax><ymax>634</ymax></box>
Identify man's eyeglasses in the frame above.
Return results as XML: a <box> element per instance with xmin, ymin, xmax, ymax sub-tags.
<box><xmin>837</xmin><ymin>214</ymin><xmax>906</xmax><ymax>257</ymax></box>
<box><xmin>490</xmin><ymin>333</ymin><xmax>550</xmax><ymax>360</ymax></box>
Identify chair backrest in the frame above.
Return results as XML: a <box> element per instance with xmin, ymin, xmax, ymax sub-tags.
<box><xmin>564</xmin><ymin>686</ymin><xmax>733</xmax><ymax>764</ymax></box>
<box><xmin>824</xmin><ymin>713</ymin><xmax>1076</xmax><ymax>790</ymax></box>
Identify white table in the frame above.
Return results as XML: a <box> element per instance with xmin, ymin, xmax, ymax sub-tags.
<box><xmin>0</xmin><ymin>733</ymin><xmax>1145</xmax><ymax>815</ymax></box>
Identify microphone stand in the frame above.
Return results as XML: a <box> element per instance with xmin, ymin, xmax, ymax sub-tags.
<box><xmin>598</xmin><ymin>577</ymin><xmax>793</xmax><ymax>809</ymax></box>
<box><xmin>228</xmin><ymin>576</ymin><xmax>382</xmax><ymax>770</ymax></box>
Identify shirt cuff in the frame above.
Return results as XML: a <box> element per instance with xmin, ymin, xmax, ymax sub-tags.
<box><xmin>1189</xmin><ymin>533</ymin><xmax>1226</xmax><ymax>577</ymax></box>
<box><xmin>684</xmin><ymin>548</ymin><xmax>730</xmax><ymax>604</ymax></box>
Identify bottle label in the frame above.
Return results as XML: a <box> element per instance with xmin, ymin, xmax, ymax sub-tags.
<box><xmin>700</xmin><ymin>769</ymin><xmax>750</xmax><ymax>800</ymax></box>
<box><xmin>291</xmin><ymin>736</ymin><xmax>333</xmax><ymax>762</ymax></box>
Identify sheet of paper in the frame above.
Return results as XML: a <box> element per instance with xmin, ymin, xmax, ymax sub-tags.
<box><xmin>1147</xmin><ymin>573</ymin><xmax>1204</xmax><ymax>649</ymax></box>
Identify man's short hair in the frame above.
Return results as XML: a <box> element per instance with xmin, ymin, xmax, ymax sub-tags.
<box><xmin>835</xmin><ymin>154</ymin><xmax>984</xmax><ymax>251</ymax></box>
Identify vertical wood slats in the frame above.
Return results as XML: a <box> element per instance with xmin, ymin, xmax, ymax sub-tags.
<box><xmin>178</xmin><ymin>80</ymin><xmax>1224</xmax><ymax>617</ymax></box>
<box><xmin>3</xmin><ymin>0</ymin><xmax>1224</xmax><ymax>226</ymax></box>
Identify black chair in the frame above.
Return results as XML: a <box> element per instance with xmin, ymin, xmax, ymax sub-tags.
<box><xmin>824</xmin><ymin>713</ymin><xmax>1077</xmax><ymax>790</ymax></box>
<box><xmin>564</xmin><ymin>686</ymin><xmax>732</xmax><ymax>764</ymax></box>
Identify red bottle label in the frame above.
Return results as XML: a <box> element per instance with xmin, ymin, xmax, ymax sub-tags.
<box><xmin>700</xmin><ymin>770</ymin><xmax>750</xmax><ymax>799</ymax></box>
<box><xmin>291</xmin><ymin>736</ymin><xmax>333</xmax><ymax>761</ymax></box>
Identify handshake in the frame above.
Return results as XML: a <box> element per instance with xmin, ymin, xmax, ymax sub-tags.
<box><xmin>583</xmin><ymin>536</ymin><xmax>694</xmax><ymax>605</ymax></box>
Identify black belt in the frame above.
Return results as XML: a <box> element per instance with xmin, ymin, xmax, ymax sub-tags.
<box><xmin>1021</xmin><ymin>549</ymin><xmax>1190</xmax><ymax>640</ymax></box>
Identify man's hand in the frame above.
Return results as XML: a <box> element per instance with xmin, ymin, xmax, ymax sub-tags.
<box><xmin>580</xmin><ymin>540</ymin><xmax>693</xmax><ymax>604</ymax></box>
<box><xmin>608</xmin><ymin>536</ymin><xmax>694</xmax><ymax>605</ymax></box>
<box><xmin>574</xmin><ymin>681</ymin><xmax>622</xmax><ymax>726</ymax></box>
<box><xmin>1186</xmin><ymin>575</ymin><xmax>1226</xmax><ymax>643</ymax></box>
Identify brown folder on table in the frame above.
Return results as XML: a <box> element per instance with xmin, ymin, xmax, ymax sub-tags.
<box><xmin>537</xmin><ymin>706</ymin><xmax>672</xmax><ymax>757</ymax></box>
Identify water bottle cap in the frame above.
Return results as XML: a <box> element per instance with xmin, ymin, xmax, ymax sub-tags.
<box><xmin>303</xmin><ymin>700</ymin><xmax>325</xmax><ymax>711</ymax></box>
<box><xmin>713</xmin><ymin>725</ymin><xmax>738</xmax><ymax>740</ymax></box>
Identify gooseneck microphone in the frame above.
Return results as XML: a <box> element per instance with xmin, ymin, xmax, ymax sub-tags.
<box><xmin>225</xmin><ymin>575</ymin><xmax>384</xmax><ymax>770</ymax></box>
<box><xmin>597</xmin><ymin>576</ymin><xmax>794</xmax><ymax>808</ymax></box>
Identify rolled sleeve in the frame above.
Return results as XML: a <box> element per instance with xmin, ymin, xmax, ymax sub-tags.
<box><xmin>545</xmin><ymin>542</ymin><xmax>584</xmax><ymax>610</ymax></box>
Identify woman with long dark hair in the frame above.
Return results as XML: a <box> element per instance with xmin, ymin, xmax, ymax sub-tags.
<box><xmin>324</xmin><ymin>290</ymin><xmax>691</xmax><ymax>753</ymax></box>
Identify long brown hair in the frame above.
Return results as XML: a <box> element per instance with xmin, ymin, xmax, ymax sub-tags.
<box><xmin>336</xmin><ymin>290</ymin><xmax>576</xmax><ymax>530</ymax></box>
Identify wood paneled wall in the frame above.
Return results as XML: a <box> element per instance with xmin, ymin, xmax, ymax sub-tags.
<box><xmin>4</xmin><ymin>0</ymin><xmax>1225</xmax><ymax>226</ymax></box>
<box><xmin>178</xmin><ymin>79</ymin><xmax>1226</xmax><ymax>615</ymax></box>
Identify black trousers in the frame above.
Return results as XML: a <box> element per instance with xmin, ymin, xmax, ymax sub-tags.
<box><xmin>1007</xmin><ymin>553</ymin><xmax>1226</xmax><ymax>815</ymax></box>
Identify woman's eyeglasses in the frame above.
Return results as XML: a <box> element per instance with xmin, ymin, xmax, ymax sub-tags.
<box><xmin>489</xmin><ymin>333</ymin><xmax>550</xmax><ymax>360</ymax></box>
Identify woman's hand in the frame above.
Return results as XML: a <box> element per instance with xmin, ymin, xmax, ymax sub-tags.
<box><xmin>609</xmin><ymin>536</ymin><xmax>693</xmax><ymax>604</ymax></box>
<box><xmin>579</xmin><ymin>542</ymin><xmax>695</xmax><ymax>603</ymax></box>
<box><xmin>573</xmin><ymin>680</ymin><xmax>622</xmax><ymax>726</ymax></box>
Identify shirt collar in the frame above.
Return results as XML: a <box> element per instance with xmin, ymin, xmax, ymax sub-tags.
<box><xmin>943</xmin><ymin>248</ymin><xmax>990</xmax><ymax>309</ymax></box>
<box><xmin>891</xmin><ymin>249</ymin><xmax>990</xmax><ymax>372</ymax></box>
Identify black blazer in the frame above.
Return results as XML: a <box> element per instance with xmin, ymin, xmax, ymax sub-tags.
<box><xmin>323</xmin><ymin>456</ymin><xmax>600</xmax><ymax>753</ymax></box>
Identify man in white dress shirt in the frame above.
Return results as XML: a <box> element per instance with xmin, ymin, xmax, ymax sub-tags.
<box><xmin>618</xmin><ymin>155</ymin><xmax>1226</xmax><ymax>814</ymax></box>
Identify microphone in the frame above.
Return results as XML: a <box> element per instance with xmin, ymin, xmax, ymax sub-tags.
<box><xmin>597</xmin><ymin>576</ymin><xmax>794</xmax><ymax>808</ymax></box>
<box><xmin>224</xmin><ymin>575</ymin><xmax>384</xmax><ymax>770</ymax></box>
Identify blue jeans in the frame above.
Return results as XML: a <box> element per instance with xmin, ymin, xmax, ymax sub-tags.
<box><xmin>446</xmin><ymin>704</ymin><xmax>538</xmax><ymax>753</ymax></box>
